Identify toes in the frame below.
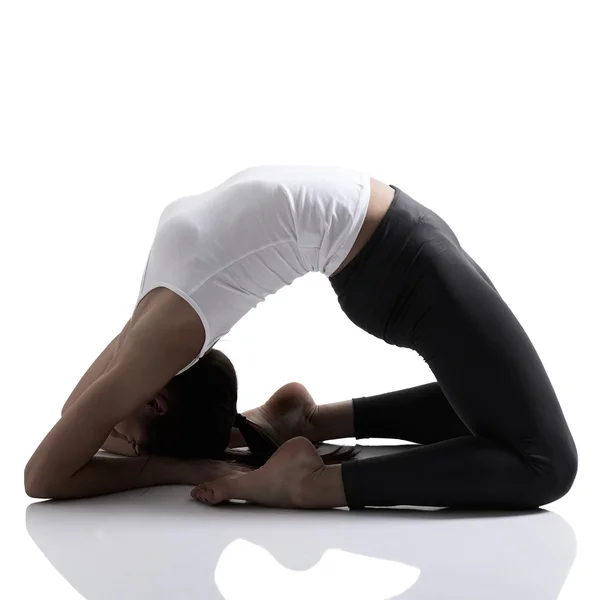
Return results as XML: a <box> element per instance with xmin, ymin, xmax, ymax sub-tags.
<box><xmin>191</xmin><ymin>485</ymin><xmax>212</xmax><ymax>504</ymax></box>
<box><xmin>191</xmin><ymin>476</ymin><xmax>240</xmax><ymax>505</ymax></box>
<box><xmin>192</xmin><ymin>484</ymin><xmax>224</xmax><ymax>505</ymax></box>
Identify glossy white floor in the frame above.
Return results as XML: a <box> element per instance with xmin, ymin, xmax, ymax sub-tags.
<box><xmin>12</xmin><ymin>440</ymin><xmax>597</xmax><ymax>600</ymax></box>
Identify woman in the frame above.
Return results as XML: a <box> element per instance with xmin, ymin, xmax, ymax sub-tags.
<box><xmin>25</xmin><ymin>165</ymin><xmax>578</xmax><ymax>510</ymax></box>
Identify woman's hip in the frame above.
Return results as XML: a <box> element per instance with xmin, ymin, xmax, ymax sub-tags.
<box><xmin>328</xmin><ymin>183</ymin><xmax>481</xmax><ymax>346</ymax></box>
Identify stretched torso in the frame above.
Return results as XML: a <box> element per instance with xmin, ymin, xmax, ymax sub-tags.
<box><xmin>132</xmin><ymin>166</ymin><xmax>394</xmax><ymax>373</ymax></box>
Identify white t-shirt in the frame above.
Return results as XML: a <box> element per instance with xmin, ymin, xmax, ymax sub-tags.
<box><xmin>134</xmin><ymin>165</ymin><xmax>371</xmax><ymax>375</ymax></box>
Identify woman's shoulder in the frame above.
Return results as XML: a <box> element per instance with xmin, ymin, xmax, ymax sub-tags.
<box><xmin>132</xmin><ymin>287</ymin><xmax>205</xmax><ymax>344</ymax></box>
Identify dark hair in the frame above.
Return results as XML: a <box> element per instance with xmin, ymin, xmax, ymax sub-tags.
<box><xmin>138</xmin><ymin>348</ymin><xmax>359</xmax><ymax>466</ymax></box>
<box><xmin>136</xmin><ymin>348</ymin><xmax>238</xmax><ymax>459</ymax></box>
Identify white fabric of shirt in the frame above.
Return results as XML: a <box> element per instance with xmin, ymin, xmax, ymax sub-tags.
<box><xmin>134</xmin><ymin>165</ymin><xmax>371</xmax><ymax>375</ymax></box>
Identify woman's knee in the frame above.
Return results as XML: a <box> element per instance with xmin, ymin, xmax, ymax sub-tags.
<box><xmin>524</xmin><ymin>445</ymin><xmax>579</xmax><ymax>507</ymax></box>
<box><xmin>552</xmin><ymin>444</ymin><xmax>579</xmax><ymax>498</ymax></box>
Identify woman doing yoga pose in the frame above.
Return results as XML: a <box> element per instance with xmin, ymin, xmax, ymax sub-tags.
<box><xmin>25</xmin><ymin>165</ymin><xmax>578</xmax><ymax>510</ymax></box>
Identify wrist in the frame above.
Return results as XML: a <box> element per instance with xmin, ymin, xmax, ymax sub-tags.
<box><xmin>141</xmin><ymin>456</ymin><xmax>231</xmax><ymax>487</ymax></box>
<box><xmin>141</xmin><ymin>455</ymin><xmax>194</xmax><ymax>486</ymax></box>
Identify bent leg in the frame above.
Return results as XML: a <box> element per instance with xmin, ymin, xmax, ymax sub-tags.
<box><xmin>346</xmin><ymin>249</ymin><xmax>498</xmax><ymax>445</ymax></box>
<box><xmin>341</xmin><ymin>246</ymin><xmax>579</xmax><ymax>510</ymax></box>
<box><xmin>352</xmin><ymin>382</ymin><xmax>472</xmax><ymax>444</ymax></box>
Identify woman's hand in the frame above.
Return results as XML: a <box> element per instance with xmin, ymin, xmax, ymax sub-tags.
<box><xmin>99</xmin><ymin>429</ymin><xmax>140</xmax><ymax>456</ymax></box>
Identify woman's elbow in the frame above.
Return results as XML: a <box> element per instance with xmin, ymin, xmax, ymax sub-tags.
<box><xmin>24</xmin><ymin>469</ymin><xmax>54</xmax><ymax>499</ymax></box>
<box><xmin>24</xmin><ymin>478</ymin><xmax>51</xmax><ymax>499</ymax></box>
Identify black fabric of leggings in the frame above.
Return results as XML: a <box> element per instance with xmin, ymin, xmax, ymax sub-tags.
<box><xmin>329</xmin><ymin>184</ymin><xmax>578</xmax><ymax>510</ymax></box>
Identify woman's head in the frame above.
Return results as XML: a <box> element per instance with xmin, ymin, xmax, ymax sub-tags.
<box><xmin>112</xmin><ymin>347</ymin><xmax>360</xmax><ymax>467</ymax></box>
<box><xmin>113</xmin><ymin>348</ymin><xmax>238</xmax><ymax>459</ymax></box>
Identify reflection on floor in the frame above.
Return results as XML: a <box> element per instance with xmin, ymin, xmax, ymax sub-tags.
<box><xmin>25</xmin><ymin>443</ymin><xmax>577</xmax><ymax>600</ymax></box>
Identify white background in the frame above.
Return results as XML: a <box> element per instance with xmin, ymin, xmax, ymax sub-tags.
<box><xmin>1</xmin><ymin>1</ymin><xmax>598</xmax><ymax>598</ymax></box>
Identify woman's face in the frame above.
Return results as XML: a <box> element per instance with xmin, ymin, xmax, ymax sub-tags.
<box><xmin>112</xmin><ymin>392</ymin><xmax>170</xmax><ymax>455</ymax></box>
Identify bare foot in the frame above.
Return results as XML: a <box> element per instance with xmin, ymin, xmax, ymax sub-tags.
<box><xmin>191</xmin><ymin>437</ymin><xmax>325</xmax><ymax>508</ymax></box>
<box><xmin>229</xmin><ymin>382</ymin><xmax>319</xmax><ymax>448</ymax></box>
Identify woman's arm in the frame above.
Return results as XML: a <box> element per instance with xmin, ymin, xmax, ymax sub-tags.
<box><xmin>61</xmin><ymin>320</ymin><xmax>135</xmax><ymax>456</ymax></box>
<box><xmin>26</xmin><ymin>454</ymin><xmax>253</xmax><ymax>500</ymax></box>
<box><xmin>60</xmin><ymin>320</ymin><xmax>132</xmax><ymax>417</ymax></box>
<box><xmin>24</xmin><ymin>300</ymin><xmax>204</xmax><ymax>498</ymax></box>
<box><xmin>26</xmin><ymin>454</ymin><xmax>179</xmax><ymax>499</ymax></box>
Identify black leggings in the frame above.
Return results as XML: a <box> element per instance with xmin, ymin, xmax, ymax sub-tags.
<box><xmin>329</xmin><ymin>184</ymin><xmax>578</xmax><ymax>509</ymax></box>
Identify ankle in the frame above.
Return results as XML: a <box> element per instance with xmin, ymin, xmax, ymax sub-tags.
<box><xmin>310</xmin><ymin>400</ymin><xmax>355</xmax><ymax>442</ymax></box>
<box><xmin>297</xmin><ymin>464</ymin><xmax>347</xmax><ymax>508</ymax></box>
